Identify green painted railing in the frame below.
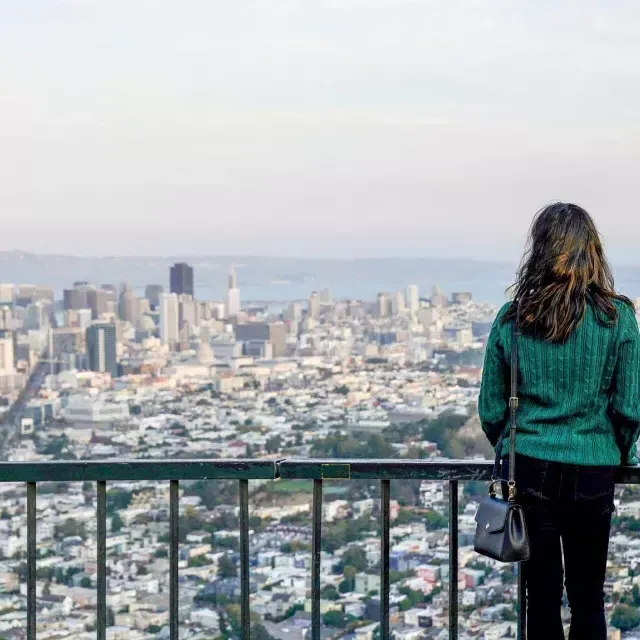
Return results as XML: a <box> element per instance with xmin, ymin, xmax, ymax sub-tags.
<box><xmin>11</xmin><ymin>457</ymin><xmax>638</xmax><ymax>640</ymax></box>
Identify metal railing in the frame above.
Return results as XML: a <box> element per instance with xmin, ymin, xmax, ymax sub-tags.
<box><xmin>6</xmin><ymin>458</ymin><xmax>637</xmax><ymax>639</ymax></box>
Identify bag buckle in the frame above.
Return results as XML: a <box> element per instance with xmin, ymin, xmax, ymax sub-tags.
<box><xmin>509</xmin><ymin>397</ymin><xmax>519</xmax><ymax>409</ymax></box>
<box><xmin>508</xmin><ymin>480</ymin><xmax>517</xmax><ymax>502</ymax></box>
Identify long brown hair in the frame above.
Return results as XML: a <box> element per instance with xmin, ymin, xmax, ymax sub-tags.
<box><xmin>504</xmin><ymin>202</ymin><xmax>633</xmax><ymax>342</ymax></box>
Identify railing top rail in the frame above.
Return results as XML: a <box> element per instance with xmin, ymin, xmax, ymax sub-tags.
<box><xmin>0</xmin><ymin>457</ymin><xmax>638</xmax><ymax>483</ymax></box>
<box><xmin>0</xmin><ymin>459</ymin><xmax>278</xmax><ymax>482</ymax></box>
<box><xmin>277</xmin><ymin>458</ymin><xmax>494</xmax><ymax>480</ymax></box>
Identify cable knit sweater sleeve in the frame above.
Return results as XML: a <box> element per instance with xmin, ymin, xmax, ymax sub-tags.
<box><xmin>478</xmin><ymin>303</ymin><xmax>511</xmax><ymax>448</ymax></box>
<box><xmin>610</xmin><ymin>304</ymin><xmax>640</xmax><ymax>466</ymax></box>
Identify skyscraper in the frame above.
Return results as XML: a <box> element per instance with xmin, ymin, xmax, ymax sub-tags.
<box><xmin>145</xmin><ymin>284</ymin><xmax>164</xmax><ymax>310</ymax></box>
<box><xmin>393</xmin><ymin>291</ymin><xmax>406</xmax><ymax>315</ymax></box>
<box><xmin>308</xmin><ymin>292</ymin><xmax>320</xmax><ymax>320</ymax></box>
<box><xmin>0</xmin><ymin>331</ymin><xmax>15</xmax><ymax>375</ymax></box>
<box><xmin>235</xmin><ymin>322</ymin><xmax>287</xmax><ymax>358</ymax></box>
<box><xmin>86</xmin><ymin>323</ymin><xmax>118</xmax><ymax>377</ymax></box>
<box><xmin>87</xmin><ymin>289</ymin><xmax>109</xmax><ymax>320</ymax></box>
<box><xmin>376</xmin><ymin>292</ymin><xmax>391</xmax><ymax>318</ymax></box>
<box><xmin>226</xmin><ymin>267</ymin><xmax>241</xmax><ymax>317</ymax></box>
<box><xmin>119</xmin><ymin>289</ymin><xmax>139</xmax><ymax>324</ymax></box>
<box><xmin>160</xmin><ymin>293</ymin><xmax>180</xmax><ymax>348</ymax></box>
<box><xmin>406</xmin><ymin>285</ymin><xmax>419</xmax><ymax>315</ymax></box>
<box><xmin>170</xmin><ymin>262</ymin><xmax>194</xmax><ymax>297</ymax></box>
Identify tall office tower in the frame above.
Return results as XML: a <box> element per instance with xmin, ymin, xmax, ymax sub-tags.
<box><xmin>0</xmin><ymin>306</ymin><xmax>13</xmax><ymax>330</ymax></box>
<box><xmin>119</xmin><ymin>289</ymin><xmax>139</xmax><ymax>324</ymax></box>
<box><xmin>24</xmin><ymin>301</ymin><xmax>49</xmax><ymax>331</ymax></box>
<box><xmin>64</xmin><ymin>282</ymin><xmax>93</xmax><ymax>311</ymax></box>
<box><xmin>226</xmin><ymin>267</ymin><xmax>241</xmax><ymax>317</ymax></box>
<box><xmin>431</xmin><ymin>284</ymin><xmax>448</xmax><ymax>307</ymax></box>
<box><xmin>14</xmin><ymin>284</ymin><xmax>38</xmax><ymax>307</ymax></box>
<box><xmin>393</xmin><ymin>291</ymin><xmax>406</xmax><ymax>316</ymax></box>
<box><xmin>0</xmin><ymin>331</ymin><xmax>15</xmax><ymax>375</ymax></box>
<box><xmin>145</xmin><ymin>284</ymin><xmax>164</xmax><ymax>310</ymax></box>
<box><xmin>160</xmin><ymin>293</ymin><xmax>180</xmax><ymax>348</ymax></box>
<box><xmin>376</xmin><ymin>292</ymin><xmax>391</xmax><ymax>318</ymax></box>
<box><xmin>284</xmin><ymin>302</ymin><xmax>302</xmax><ymax>323</ymax></box>
<box><xmin>170</xmin><ymin>262</ymin><xmax>194</xmax><ymax>297</ymax></box>
<box><xmin>87</xmin><ymin>289</ymin><xmax>109</xmax><ymax>320</ymax></box>
<box><xmin>86</xmin><ymin>323</ymin><xmax>118</xmax><ymax>377</ymax></box>
<box><xmin>178</xmin><ymin>294</ymin><xmax>198</xmax><ymax>330</ymax></box>
<box><xmin>199</xmin><ymin>301</ymin><xmax>213</xmax><ymax>322</ymax></box>
<box><xmin>235</xmin><ymin>321</ymin><xmax>287</xmax><ymax>358</ymax></box>
<box><xmin>319</xmin><ymin>288</ymin><xmax>332</xmax><ymax>305</ymax></box>
<box><xmin>0</xmin><ymin>284</ymin><xmax>14</xmax><ymax>305</ymax></box>
<box><xmin>406</xmin><ymin>285</ymin><xmax>419</xmax><ymax>314</ymax></box>
<box><xmin>308</xmin><ymin>292</ymin><xmax>320</xmax><ymax>320</ymax></box>
<box><xmin>34</xmin><ymin>286</ymin><xmax>54</xmax><ymax>302</ymax></box>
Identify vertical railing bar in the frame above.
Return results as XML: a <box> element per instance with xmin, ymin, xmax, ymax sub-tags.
<box><xmin>311</xmin><ymin>479</ymin><xmax>322</xmax><ymax>640</ymax></box>
<box><xmin>518</xmin><ymin>563</ymin><xmax>527</xmax><ymax>639</ymax></box>
<box><xmin>97</xmin><ymin>480</ymin><xmax>107</xmax><ymax>640</ymax></box>
<box><xmin>169</xmin><ymin>479</ymin><xmax>179</xmax><ymax>640</ymax></box>
<box><xmin>380</xmin><ymin>479</ymin><xmax>391</xmax><ymax>640</ymax></box>
<box><xmin>448</xmin><ymin>480</ymin><xmax>459</xmax><ymax>640</ymax></box>
<box><xmin>239</xmin><ymin>479</ymin><xmax>250</xmax><ymax>640</ymax></box>
<box><xmin>27</xmin><ymin>481</ymin><xmax>36</xmax><ymax>640</ymax></box>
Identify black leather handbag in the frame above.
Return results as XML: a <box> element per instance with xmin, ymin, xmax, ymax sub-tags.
<box><xmin>474</xmin><ymin>315</ymin><xmax>530</xmax><ymax>563</ymax></box>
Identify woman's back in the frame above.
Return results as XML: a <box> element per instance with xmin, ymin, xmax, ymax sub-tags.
<box><xmin>477</xmin><ymin>202</ymin><xmax>640</xmax><ymax>639</ymax></box>
<box><xmin>479</xmin><ymin>297</ymin><xmax>640</xmax><ymax>466</ymax></box>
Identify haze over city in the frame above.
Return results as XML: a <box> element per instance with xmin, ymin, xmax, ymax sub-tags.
<box><xmin>3</xmin><ymin>1</ymin><xmax>640</xmax><ymax>259</ymax></box>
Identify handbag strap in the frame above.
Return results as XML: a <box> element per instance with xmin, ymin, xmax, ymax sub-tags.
<box><xmin>491</xmin><ymin>305</ymin><xmax>519</xmax><ymax>502</ymax></box>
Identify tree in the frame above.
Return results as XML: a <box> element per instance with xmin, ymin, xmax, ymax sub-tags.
<box><xmin>111</xmin><ymin>512</ymin><xmax>124</xmax><ymax>533</ymax></box>
<box><xmin>321</xmin><ymin>585</ymin><xmax>340</xmax><ymax>601</ymax></box>
<box><xmin>338</xmin><ymin>546</ymin><xmax>368</xmax><ymax>573</ymax></box>
<box><xmin>80</xmin><ymin>577</ymin><xmax>92</xmax><ymax>588</ymax></box>
<box><xmin>323</xmin><ymin>610</ymin><xmax>348</xmax><ymax>628</ymax></box>
<box><xmin>265</xmin><ymin>435</ymin><xmax>282</xmax><ymax>454</ymax></box>
<box><xmin>611</xmin><ymin>604</ymin><xmax>640</xmax><ymax>631</ymax></box>
<box><xmin>424</xmin><ymin>511</ymin><xmax>448</xmax><ymax>531</ymax></box>
<box><xmin>218</xmin><ymin>554</ymin><xmax>237</xmax><ymax>578</ymax></box>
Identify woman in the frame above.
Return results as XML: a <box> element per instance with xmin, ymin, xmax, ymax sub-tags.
<box><xmin>479</xmin><ymin>202</ymin><xmax>640</xmax><ymax>640</ymax></box>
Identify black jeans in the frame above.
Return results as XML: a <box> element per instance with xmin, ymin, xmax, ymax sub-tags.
<box><xmin>501</xmin><ymin>454</ymin><xmax>615</xmax><ymax>640</ymax></box>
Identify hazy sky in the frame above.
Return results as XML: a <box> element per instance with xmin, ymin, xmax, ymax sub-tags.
<box><xmin>3</xmin><ymin>1</ymin><xmax>640</xmax><ymax>260</ymax></box>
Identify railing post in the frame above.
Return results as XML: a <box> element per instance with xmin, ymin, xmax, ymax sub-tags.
<box><xmin>448</xmin><ymin>480</ymin><xmax>458</xmax><ymax>640</ymax></box>
<box><xmin>27</xmin><ymin>481</ymin><xmax>36</xmax><ymax>640</ymax></box>
<box><xmin>239</xmin><ymin>479</ymin><xmax>250</xmax><ymax>640</ymax></box>
<box><xmin>380</xmin><ymin>479</ymin><xmax>390</xmax><ymax>640</ymax></box>
<box><xmin>311</xmin><ymin>479</ymin><xmax>322</xmax><ymax>640</ymax></box>
<box><xmin>169</xmin><ymin>479</ymin><xmax>179</xmax><ymax>640</ymax></box>
<box><xmin>518</xmin><ymin>563</ymin><xmax>527</xmax><ymax>639</ymax></box>
<box><xmin>97</xmin><ymin>480</ymin><xmax>107</xmax><ymax>640</ymax></box>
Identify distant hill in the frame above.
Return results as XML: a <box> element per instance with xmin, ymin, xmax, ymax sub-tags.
<box><xmin>1</xmin><ymin>250</ymin><xmax>640</xmax><ymax>305</ymax></box>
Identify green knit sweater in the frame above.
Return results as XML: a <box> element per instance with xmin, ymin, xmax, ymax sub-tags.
<box><xmin>479</xmin><ymin>299</ymin><xmax>640</xmax><ymax>466</ymax></box>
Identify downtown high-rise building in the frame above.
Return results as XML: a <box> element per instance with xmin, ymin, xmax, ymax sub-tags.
<box><xmin>119</xmin><ymin>288</ymin><xmax>139</xmax><ymax>324</ymax></box>
<box><xmin>86</xmin><ymin>322</ymin><xmax>118</xmax><ymax>377</ymax></box>
<box><xmin>308</xmin><ymin>292</ymin><xmax>320</xmax><ymax>320</ymax></box>
<box><xmin>160</xmin><ymin>293</ymin><xmax>180</xmax><ymax>348</ymax></box>
<box><xmin>145</xmin><ymin>284</ymin><xmax>164</xmax><ymax>309</ymax></box>
<box><xmin>376</xmin><ymin>292</ymin><xmax>391</xmax><ymax>318</ymax></box>
<box><xmin>226</xmin><ymin>267</ymin><xmax>241</xmax><ymax>317</ymax></box>
<box><xmin>0</xmin><ymin>330</ymin><xmax>15</xmax><ymax>375</ymax></box>
<box><xmin>393</xmin><ymin>291</ymin><xmax>406</xmax><ymax>315</ymax></box>
<box><xmin>406</xmin><ymin>285</ymin><xmax>419</xmax><ymax>314</ymax></box>
<box><xmin>170</xmin><ymin>262</ymin><xmax>194</xmax><ymax>297</ymax></box>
